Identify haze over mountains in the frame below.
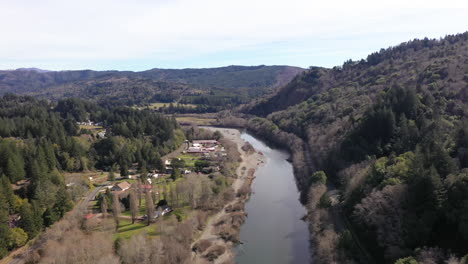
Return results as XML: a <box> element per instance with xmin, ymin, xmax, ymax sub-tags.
<box><xmin>0</xmin><ymin>65</ymin><xmax>304</xmax><ymax>106</ymax></box>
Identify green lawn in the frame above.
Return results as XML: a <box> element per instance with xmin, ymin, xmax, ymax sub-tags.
<box><xmin>113</xmin><ymin>219</ymin><xmax>158</xmax><ymax>240</ymax></box>
<box><xmin>177</xmin><ymin>154</ymin><xmax>200</xmax><ymax>167</ymax></box>
<box><xmin>175</xmin><ymin>116</ymin><xmax>216</xmax><ymax>125</ymax></box>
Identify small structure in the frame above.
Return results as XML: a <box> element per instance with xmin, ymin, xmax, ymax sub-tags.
<box><xmin>85</xmin><ymin>213</ymin><xmax>94</xmax><ymax>220</ymax></box>
<box><xmin>97</xmin><ymin>131</ymin><xmax>106</xmax><ymax>138</ymax></box>
<box><xmin>193</xmin><ymin>140</ymin><xmax>218</xmax><ymax>145</ymax></box>
<box><xmin>188</xmin><ymin>147</ymin><xmax>208</xmax><ymax>153</ymax></box>
<box><xmin>77</xmin><ymin>120</ymin><xmax>95</xmax><ymax>126</ymax></box>
<box><xmin>147</xmin><ymin>173</ymin><xmax>159</xmax><ymax>178</ymax></box>
<box><xmin>140</xmin><ymin>184</ymin><xmax>153</xmax><ymax>193</ymax></box>
<box><xmin>8</xmin><ymin>214</ymin><xmax>21</xmax><ymax>228</ymax></box>
<box><xmin>111</xmin><ymin>181</ymin><xmax>131</xmax><ymax>192</ymax></box>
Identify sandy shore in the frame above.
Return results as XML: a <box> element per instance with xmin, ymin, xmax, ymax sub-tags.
<box><xmin>191</xmin><ymin>127</ymin><xmax>265</xmax><ymax>264</ymax></box>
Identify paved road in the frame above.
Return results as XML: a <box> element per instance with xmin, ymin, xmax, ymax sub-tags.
<box><xmin>79</xmin><ymin>181</ymin><xmax>109</xmax><ymax>211</ymax></box>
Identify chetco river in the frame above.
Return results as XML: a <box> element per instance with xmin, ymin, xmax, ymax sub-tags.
<box><xmin>235</xmin><ymin>131</ymin><xmax>311</xmax><ymax>264</ymax></box>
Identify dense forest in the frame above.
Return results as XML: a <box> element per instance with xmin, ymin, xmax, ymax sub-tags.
<box><xmin>0</xmin><ymin>94</ymin><xmax>182</xmax><ymax>257</ymax></box>
<box><xmin>2</xmin><ymin>30</ymin><xmax>468</xmax><ymax>263</ymax></box>
<box><xmin>238</xmin><ymin>32</ymin><xmax>468</xmax><ymax>263</ymax></box>
<box><xmin>0</xmin><ymin>65</ymin><xmax>303</xmax><ymax>112</ymax></box>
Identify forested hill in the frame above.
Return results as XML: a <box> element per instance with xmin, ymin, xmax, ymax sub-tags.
<box><xmin>243</xmin><ymin>32</ymin><xmax>468</xmax><ymax>263</ymax></box>
<box><xmin>0</xmin><ymin>94</ymin><xmax>183</xmax><ymax>257</ymax></box>
<box><xmin>246</xmin><ymin>32</ymin><xmax>468</xmax><ymax>161</ymax></box>
<box><xmin>0</xmin><ymin>65</ymin><xmax>303</xmax><ymax>107</ymax></box>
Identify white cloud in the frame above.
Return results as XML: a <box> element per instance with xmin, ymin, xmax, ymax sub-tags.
<box><xmin>0</xmin><ymin>0</ymin><xmax>467</xmax><ymax>70</ymax></box>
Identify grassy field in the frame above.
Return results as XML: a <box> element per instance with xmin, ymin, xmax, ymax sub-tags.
<box><xmin>79</xmin><ymin>124</ymin><xmax>104</xmax><ymax>130</ymax></box>
<box><xmin>133</xmin><ymin>102</ymin><xmax>198</xmax><ymax>110</ymax></box>
<box><xmin>175</xmin><ymin>116</ymin><xmax>216</xmax><ymax>125</ymax></box>
<box><xmin>151</xmin><ymin>102</ymin><xmax>197</xmax><ymax>109</ymax></box>
<box><xmin>114</xmin><ymin>218</ymin><xmax>158</xmax><ymax>240</ymax></box>
<box><xmin>177</xmin><ymin>154</ymin><xmax>200</xmax><ymax>167</ymax></box>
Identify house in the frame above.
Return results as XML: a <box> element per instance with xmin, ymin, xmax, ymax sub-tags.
<box><xmin>97</xmin><ymin>131</ymin><xmax>106</xmax><ymax>138</ymax></box>
<box><xmin>165</xmin><ymin>166</ymin><xmax>174</xmax><ymax>174</ymax></box>
<box><xmin>193</xmin><ymin>140</ymin><xmax>218</xmax><ymax>145</ymax></box>
<box><xmin>147</xmin><ymin>173</ymin><xmax>159</xmax><ymax>178</ymax></box>
<box><xmin>111</xmin><ymin>181</ymin><xmax>131</xmax><ymax>192</ymax></box>
<box><xmin>164</xmin><ymin>159</ymin><xmax>171</xmax><ymax>166</ymax></box>
<box><xmin>77</xmin><ymin>120</ymin><xmax>95</xmax><ymax>126</ymax></box>
<box><xmin>140</xmin><ymin>184</ymin><xmax>153</xmax><ymax>193</ymax></box>
<box><xmin>188</xmin><ymin>147</ymin><xmax>208</xmax><ymax>153</ymax></box>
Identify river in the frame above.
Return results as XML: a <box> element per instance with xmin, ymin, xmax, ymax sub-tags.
<box><xmin>235</xmin><ymin>131</ymin><xmax>311</xmax><ymax>264</ymax></box>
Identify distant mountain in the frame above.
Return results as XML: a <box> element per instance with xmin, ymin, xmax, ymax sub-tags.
<box><xmin>0</xmin><ymin>65</ymin><xmax>304</xmax><ymax>107</ymax></box>
<box><xmin>15</xmin><ymin>67</ymin><xmax>52</xmax><ymax>73</ymax></box>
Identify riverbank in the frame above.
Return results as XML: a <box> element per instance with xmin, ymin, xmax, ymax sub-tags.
<box><xmin>191</xmin><ymin>127</ymin><xmax>266</xmax><ymax>264</ymax></box>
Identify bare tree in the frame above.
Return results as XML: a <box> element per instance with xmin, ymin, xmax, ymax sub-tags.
<box><xmin>137</xmin><ymin>179</ymin><xmax>142</xmax><ymax>207</ymax></box>
<box><xmin>145</xmin><ymin>191</ymin><xmax>154</xmax><ymax>226</ymax></box>
<box><xmin>39</xmin><ymin>228</ymin><xmax>120</xmax><ymax>264</ymax></box>
<box><xmin>129</xmin><ymin>188</ymin><xmax>139</xmax><ymax>224</ymax></box>
<box><xmin>112</xmin><ymin>193</ymin><xmax>121</xmax><ymax>230</ymax></box>
<box><xmin>176</xmin><ymin>181</ymin><xmax>188</xmax><ymax>207</ymax></box>
<box><xmin>101</xmin><ymin>195</ymin><xmax>108</xmax><ymax>218</ymax></box>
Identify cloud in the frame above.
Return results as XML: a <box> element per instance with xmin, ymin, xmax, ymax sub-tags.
<box><xmin>0</xmin><ymin>0</ymin><xmax>467</xmax><ymax>70</ymax></box>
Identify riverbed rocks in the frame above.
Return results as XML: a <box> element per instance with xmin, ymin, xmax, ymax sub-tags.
<box><xmin>192</xmin><ymin>239</ymin><xmax>212</xmax><ymax>254</ymax></box>
<box><xmin>225</xmin><ymin>202</ymin><xmax>243</xmax><ymax>213</ymax></box>
<box><xmin>203</xmin><ymin>245</ymin><xmax>226</xmax><ymax>261</ymax></box>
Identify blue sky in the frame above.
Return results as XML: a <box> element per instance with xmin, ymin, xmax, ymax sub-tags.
<box><xmin>1</xmin><ymin>1</ymin><xmax>468</xmax><ymax>71</ymax></box>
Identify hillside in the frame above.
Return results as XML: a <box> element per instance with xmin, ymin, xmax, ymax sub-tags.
<box><xmin>0</xmin><ymin>65</ymin><xmax>303</xmax><ymax>108</ymax></box>
<box><xmin>247</xmin><ymin>33</ymin><xmax>468</xmax><ymax>166</ymax></box>
<box><xmin>242</xmin><ymin>32</ymin><xmax>468</xmax><ymax>263</ymax></box>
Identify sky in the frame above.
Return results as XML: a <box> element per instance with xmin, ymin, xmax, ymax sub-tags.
<box><xmin>1</xmin><ymin>0</ymin><xmax>468</xmax><ymax>71</ymax></box>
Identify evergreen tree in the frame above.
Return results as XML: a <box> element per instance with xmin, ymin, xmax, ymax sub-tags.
<box><xmin>108</xmin><ymin>164</ymin><xmax>116</xmax><ymax>181</ymax></box>
<box><xmin>52</xmin><ymin>186</ymin><xmax>73</xmax><ymax>219</ymax></box>
<box><xmin>0</xmin><ymin>175</ymin><xmax>15</xmax><ymax>214</ymax></box>
<box><xmin>5</xmin><ymin>154</ymin><xmax>25</xmax><ymax>182</ymax></box>
<box><xmin>119</xmin><ymin>162</ymin><xmax>129</xmax><ymax>178</ymax></box>
<box><xmin>19</xmin><ymin>203</ymin><xmax>40</xmax><ymax>238</ymax></box>
<box><xmin>0</xmin><ymin>190</ymin><xmax>11</xmax><ymax>257</ymax></box>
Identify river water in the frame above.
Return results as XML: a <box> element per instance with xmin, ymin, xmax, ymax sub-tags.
<box><xmin>235</xmin><ymin>132</ymin><xmax>311</xmax><ymax>264</ymax></box>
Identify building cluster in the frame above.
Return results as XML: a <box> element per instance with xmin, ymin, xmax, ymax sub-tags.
<box><xmin>187</xmin><ymin>140</ymin><xmax>219</xmax><ymax>153</ymax></box>
<box><xmin>76</xmin><ymin>120</ymin><xmax>102</xmax><ymax>126</ymax></box>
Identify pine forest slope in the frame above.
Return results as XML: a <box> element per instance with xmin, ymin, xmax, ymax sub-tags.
<box><xmin>243</xmin><ymin>32</ymin><xmax>468</xmax><ymax>263</ymax></box>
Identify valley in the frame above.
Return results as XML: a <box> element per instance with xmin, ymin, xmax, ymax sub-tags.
<box><xmin>1</xmin><ymin>31</ymin><xmax>468</xmax><ymax>264</ymax></box>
